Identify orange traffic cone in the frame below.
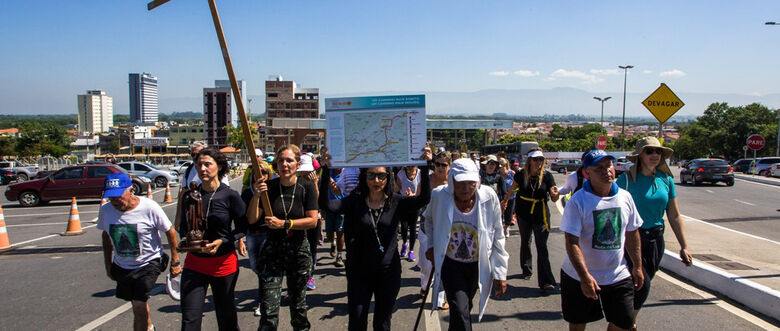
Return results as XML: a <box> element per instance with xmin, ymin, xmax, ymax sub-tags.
<box><xmin>0</xmin><ymin>204</ymin><xmax>12</xmax><ymax>252</ymax></box>
<box><xmin>63</xmin><ymin>197</ymin><xmax>85</xmax><ymax>236</ymax></box>
<box><xmin>163</xmin><ymin>183</ymin><xmax>173</xmax><ymax>203</ymax></box>
<box><xmin>147</xmin><ymin>183</ymin><xmax>153</xmax><ymax>199</ymax></box>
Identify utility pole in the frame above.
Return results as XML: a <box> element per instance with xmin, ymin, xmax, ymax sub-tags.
<box><xmin>619</xmin><ymin>65</ymin><xmax>633</xmax><ymax>150</ymax></box>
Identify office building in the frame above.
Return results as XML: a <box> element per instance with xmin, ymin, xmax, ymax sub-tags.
<box><xmin>77</xmin><ymin>90</ymin><xmax>113</xmax><ymax>134</ymax></box>
<box><xmin>265</xmin><ymin>75</ymin><xmax>320</xmax><ymax>152</ymax></box>
<box><xmin>129</xmin><ymin>72</ymin><xmax>158</xmax><ymax>124</ymax></box>
<box><xmin>203</xmin><ymin>79</ymin><xmax>246</xmax><ymax>148</ymax></box>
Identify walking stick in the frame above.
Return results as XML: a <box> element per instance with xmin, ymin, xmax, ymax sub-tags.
<box><xmin>414</xmin><ymin>269</ymin><xmax>436</xmax><ymax>331</ymax></box>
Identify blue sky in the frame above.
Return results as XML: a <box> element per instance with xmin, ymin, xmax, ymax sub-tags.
<box><xmin>2</xmin><ymin>0</ymin><xmax>780</xmax><ymax>115</ymax></box>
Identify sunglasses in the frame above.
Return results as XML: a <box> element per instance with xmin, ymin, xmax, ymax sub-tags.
<box><xmin>366</xmin><ymin>172</ymin><xmax>389</xmax><ymax>181</ymax></box>
<box><xmin>530</xmin><ymin>157</ymin><xmax>545</xmax><ymax>161</ymax></box>
<box><xmin>644</xmin><ymin>148</ymin><xmax>664</xmax><ymax>155</ymax></box>
<box><xmin>434</xmin><ymin>162</ymin><xmax>450</xmax><ymax>168</ymax></box>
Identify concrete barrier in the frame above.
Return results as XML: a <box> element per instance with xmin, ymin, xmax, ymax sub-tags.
<box><xmin>660</xmin><ymin>249</ymin><xmax>780</xmax><ymax>320</ymax></box>
<box><xmin>734</xmin><ymin>174</ymin><xmax>780</xmax><ymax>186</ymax></box>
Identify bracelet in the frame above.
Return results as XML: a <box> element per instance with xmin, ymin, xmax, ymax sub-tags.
<box><xmin>289</xmin><ymin>219</ymin><xmax>295</xmax><ymax>230</ymax></box>
<box><xmin>171</xmin><ymin>261</ymin><xmax>181</xmax><ymax>267</ymax></box>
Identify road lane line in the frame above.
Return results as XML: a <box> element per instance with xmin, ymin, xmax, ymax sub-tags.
<box><xmin>733</xmin><ymin>199</ymin><xmax>756</xmax><ymax>206</ymax></box>
<box><xmin>705</xmin><ymin>189</ymin><xmax>715</xmax><ymax>194</ymax></box>
<box><xmin>656</xmin><ymin>271</ymin><xmax>778</xmax><ymax>330</ymax></box>
<box><xmin>3</xmin><ymin>211</ymin><xmax>99</xmax><ymax>218</ymax></box>
<box><xmin>74</xmin><ymin>284</ymin><xmax>165</xmax><ymax>331</ymax></box>
<box><xmin>7</xmin><ymin>222</ymin><xmax>74</xmax><ymax>227</ymax></box>
<box><xmin>681</xmin><ymin>214</ymin><xmax>780</xmax><ymax>246</ymax></box>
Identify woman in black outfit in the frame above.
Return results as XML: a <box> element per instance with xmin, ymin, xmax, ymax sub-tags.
<box><xmin>318</xmin><ymin>148</ymin><xmax>432</xmax><ymax>331</ymax></box>
<box><xmin>179</xmin><ymin>148</ymin><xmax>247</xmax><ymax>331</ymax></box>
<box><xmin>250</xmin><ymin>144</ymin><xmax>319</xmax><ymax>331</ymax></box>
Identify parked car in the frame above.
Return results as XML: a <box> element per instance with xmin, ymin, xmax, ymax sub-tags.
<box><xmin>747</xmin><ymin>157</ymin><xmax>780</xmax><ymax>176</ymax></box>
<box><xmin>549</xmin><ymin>159</ymin><xmax>581</xmax><ymax>173</ymax></box>
<box><xmin>731</xmin><ymin>158</ymin><xmax>752</xmax><ymax>173</ymax></box>
<box><xmin>614</xmin><ymin>158</ymin><xmax>633</xmax><ymax>174</ymax></box>
<box><xmin>4</xmin><ymin>164</ymin><xmax>152</xmax><ymax>207</ymax></box>
<box><xmin>0</xmin><ymin>169</ymin><xmax>18</xmax><ymax>185</ymax></box>
<box><xmin>117</xmin><ymin>161</ymin><xmax>179</xmax><ymax>188</ymax></box>
<box><xmin>680</xmin><ymin>158</ymin><xmax>734</xmax><ymax>186</ymax></box>
<box><xmin>769</xmin><ymin>163</ymin><xmax>780</xmax><ymax>178</ymax></box>
<box><xmin>170</xmin><ymin>160</ymin><xmax>192</xmax><ymax>175</ymax></box>
<box><xmin>0</xmin><ymin>160</ymin><xmax>40</xmax><ymax>181</ymax></box>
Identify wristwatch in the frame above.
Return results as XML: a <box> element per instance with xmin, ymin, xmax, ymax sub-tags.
<box><xmin>171</xmin><ymin>261</ymin><xmax>181</xmax><ymax>267</ymax></box>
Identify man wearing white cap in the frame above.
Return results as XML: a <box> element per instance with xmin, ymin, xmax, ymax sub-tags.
<box><xmin>424</xmin><ymin>158</ymin><xmax>509</xmax><ymax>330</ymax></box>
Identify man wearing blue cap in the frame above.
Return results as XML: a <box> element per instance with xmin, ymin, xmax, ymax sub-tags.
<box><xmin>98</xmin><ymin>173</ymin><xmax>181</xmax><ymax>331</ymax></box>
<box><xmin>559</xmin><ymin>150</ymin><xmax>644</xmax><ymax>331</ymax></box>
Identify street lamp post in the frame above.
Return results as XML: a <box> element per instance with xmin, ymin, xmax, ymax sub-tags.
<box><xmin>594</xmin><ymin>96</ymin><xmax>611</xmax><ymax>134</ymax></box>
<box><xmin>619</xmin><ymin>65</ymin><xmax>634</xmax><ymax>150</ymax></box>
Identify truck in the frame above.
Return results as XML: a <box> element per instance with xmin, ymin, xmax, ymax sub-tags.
<box><xmin>0</xmin><ymin>160</ymin><xmax>40</xmax><ymax>181</ymax></box>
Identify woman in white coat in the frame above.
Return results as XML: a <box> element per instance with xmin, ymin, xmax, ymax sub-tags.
<box><xmin>423</xmin><ymin>158</ymin><xmax>510</xmax><ymax>331</ymax></box>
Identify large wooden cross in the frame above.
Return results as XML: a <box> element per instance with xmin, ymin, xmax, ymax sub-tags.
<box><xmin>148</xmin><ymin>0</ymin><xmax>272</xmax><ymax>216</ymax></box>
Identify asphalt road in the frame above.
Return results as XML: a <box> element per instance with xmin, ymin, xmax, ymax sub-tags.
<box><xmin>0</xmin><ymin>171</ymin><xmax>777</xmax><ymax>330</ymax></box>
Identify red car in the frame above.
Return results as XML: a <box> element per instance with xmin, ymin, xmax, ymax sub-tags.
<box><xmin>4</xmin><ymin>164</ymin><xmax>151</xmax><ymax>207</ymax></box>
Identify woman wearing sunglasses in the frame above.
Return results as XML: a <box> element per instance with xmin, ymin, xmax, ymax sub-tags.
<box><xmin>318</xmin><ymin>147</ymin><xmax>432</xmax><ymax>331</ymax></box>
<box><xmin>616</xmin><ymin>137</ymin><xmax>692</xmax><ymax>330</ymax></box>
<box><xmin>501</xmin><ymin>148</ymin><xmax>560</xmax><ymax>293</ymax></box>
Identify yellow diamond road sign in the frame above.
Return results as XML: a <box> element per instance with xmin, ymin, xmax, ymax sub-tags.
<box><xmin>642</xmin><ymin>83</ymin><xmax>684</xmax><ymax>124</ymax></box>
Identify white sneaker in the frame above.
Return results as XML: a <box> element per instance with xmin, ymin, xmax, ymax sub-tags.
<box><xmin>254</xmin><ymin>306</ymin><xmax>262</xmax><ymax>317</ymax></box>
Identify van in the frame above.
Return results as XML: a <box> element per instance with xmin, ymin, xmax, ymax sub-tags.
<box><xmin>748</xmin><ymin>157</ymin><xmax>780</xmax><ymax>176</ymax></box>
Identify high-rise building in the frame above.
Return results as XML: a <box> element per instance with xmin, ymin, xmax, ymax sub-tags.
<box><xmin>265</xmin><ymin>75</ymin><xmax>320</xmax><ymax>152</ymax></box>
<box><xmin>128</xmin><ymin>73</ymin><xmax>158</xmax><ymax>124</ymax></box>
<box><xmin>77</xmin><ymin>90</ymin><xmax>113</xmax><ymax>134</ymax></box>
<box><xmin>203</xmin><ymin>79</ymin><xmax>246</xmax><ymax>148</ymax></box>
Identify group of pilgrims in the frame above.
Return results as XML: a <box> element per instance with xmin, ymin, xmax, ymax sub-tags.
<box><xmin>103</xmin><ymin>135</ymin><xmax>694</xmax><ymax>331</ymax></box>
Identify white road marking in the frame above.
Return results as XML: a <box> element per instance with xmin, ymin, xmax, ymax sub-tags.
<box><xmin>7</xmin><ymin>222</ymin><xmax>74</xmax><ymax>227</ymax></box>
<box><xmin>3</xmin><ymin>211</ymin><xmax>99</xmax><ymax>218</ymax></box>
<box><xmin>74</xmin><ymin>285</ymin><xmax>165</xmax><ymax>331</ymax></box>
<box><xmin>705</xmin><ymin>189</ymin><xmax>715</xmax><ymax>194</ymax></box>
<box><xmin>733</xmin><ymin>199</ymin><xmax>756</xmax><ymax>206</ymax></box>
<box><xmin>656</xmin><ymin>271</ymin><xmax>779</xmax><ymax>330</ymax></box>
<box><xmin>422</xmin><ymin>285</ymin><xmax>442</xmax><ymax>331</ymax></box>
<box><xmin>681</xmin><ymin>214</ymin><xmax>780</xmax><ymax>246</ymax></box>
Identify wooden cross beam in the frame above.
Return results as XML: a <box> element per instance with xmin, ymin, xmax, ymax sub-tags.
<box><xmin>148</xmin><ymin>0</ymin><xmax>273</xmax><ymax>216</ymax></box>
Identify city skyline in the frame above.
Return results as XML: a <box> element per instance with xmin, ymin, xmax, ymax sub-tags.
<box><xmin>3</xmin><ymin>1</ymin><xmax>780</xmax><ymax>117</ymax></box>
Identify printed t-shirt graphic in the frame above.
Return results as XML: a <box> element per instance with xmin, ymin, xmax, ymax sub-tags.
<box><xmin>110</xmin><ymin>224</ymin><xmax>140</xmax><ymax>257</ymax></box>
<box><xmin>592</xmin><ymin>208</ymin><xmax>621</xmax><ymax>250</ymax></box>
<box><xmin>446</xmin><ymin>207</ymin><xmax>479</xmax><ymax>263</ymax></box>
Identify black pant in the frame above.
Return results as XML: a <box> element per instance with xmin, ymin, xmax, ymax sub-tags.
<box><xmin>517</xmin><ymin>218</ymin><xmax>556</xmax><ymax>288</ymax></box>
<box><xmin>180</xmin><ymin>268</ymin><xmax>240</xmax><ymax>331</ymax></box>
<box><xmin>346</xmin><ymin>258</ymin><xmax>401</xmax><ymax>331</ymax></box>
<box><xmin>400</xmin><ymin>214</ymin><xmax>418</xmax><ymax>252</ymax></box>
<box><xmin>306</xmin><ymin>219</ymin><xmax>322</xmax><ymax>273</ymax></box>
<box><xmin>441</xmin><ymin>257</ymin><xmax>479</xmax><ymax>331</ymax></box>
<box><xmin>626</xmin><ymin>225</ymin><xmax>665</xmax><ymax>310</ymax></box>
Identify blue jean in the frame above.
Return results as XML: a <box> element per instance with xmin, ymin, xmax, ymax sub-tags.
<box><xmin>246</xmin><ymin>230</ymin><xmax>268</xmax><ymax>275</ymax></box>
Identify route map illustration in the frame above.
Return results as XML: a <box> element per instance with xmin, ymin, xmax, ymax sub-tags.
<box><xmin>326</xmin><ymin>95</ymin><xmax>426</xmax><ymax>168</ymax></box>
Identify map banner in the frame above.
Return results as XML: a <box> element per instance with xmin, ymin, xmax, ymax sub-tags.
<box><xmin>325</xmin><ymin>95</ymin><xmax>427</xmax><ymax>168</ymax></box>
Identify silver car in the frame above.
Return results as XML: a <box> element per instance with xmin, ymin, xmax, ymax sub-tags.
<box><xmin>117</xmin><ymin>161</ymin><xmax>179</xmax><ymax>188</ymax></box>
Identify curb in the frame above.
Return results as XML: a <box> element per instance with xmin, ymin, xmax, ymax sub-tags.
<box><xmin>734</xmin><ymin>174</ymin><xmax>780</xmax><ymax>186</ymax></box>
<box><xmin>660</xmin><ymin>249</ymin><xmax>780</xmax><ymax>320</ymax></box>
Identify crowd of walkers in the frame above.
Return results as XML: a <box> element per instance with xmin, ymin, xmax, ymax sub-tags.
<box><xmin>97</xmin><ymin>137</ymin><xmax>692</xmax><ymax>331</ymax></box>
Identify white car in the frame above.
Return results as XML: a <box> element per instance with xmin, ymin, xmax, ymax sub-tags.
<box><xmin>170</xmin><ymin>160</ymin><xmax>192</xmax><ymax>175</ymax></box>
<box><xmin>770</xmin><ymin>163</ymin><xmax>780</xmax><ymax>178</ymax></box>
<box><xmin>614</xmin><ymin>158</ymin><xmax>633</xmax><ymax>174</ymax></box>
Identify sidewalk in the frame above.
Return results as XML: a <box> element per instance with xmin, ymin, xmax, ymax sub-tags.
<box><xmin>663</xmin><ymin>214</ymin><xmax>780</xmax><ymax>320</ymax></box>
<box><xmin>735</xmin><ymin>173</ymin><xmax>780</xmax><ymax>186</ymax></box>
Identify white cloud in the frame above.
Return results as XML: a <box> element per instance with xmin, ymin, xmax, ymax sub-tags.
<box><xmin>548</xmin><ymin>69</ymin><xmax>604</xmax><ymax>84</ymax></box>
<box><xmin>749</xmin><ymin>91</ymin><xmax>763</xmax><ymax>97</ymax></box>
<box><xmin>489</xmin><ymin>71</ymin><xmax>510</xmax><ymax>76</ymax></box>
<box><xmin>513</xmin><ymin>70</ymin><xmax>540</xmax><ymax>77</ymax></box>
<box><xmin>589</xmin><ymin>69</ymin><xmax>621</xmax><ymax>75</ymax></box>
<box><xmin>643</xmin><ymin>70</ymin><xmax>653</xmax><ymax>74</ymax></box>
<box><xmin>659</xmin><ymin>69</ymin><xmax>686</xmax><ymax>77</ymax></box>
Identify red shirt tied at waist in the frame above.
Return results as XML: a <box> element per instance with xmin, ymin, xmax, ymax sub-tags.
<box><xmin>184</xmin><ymin>251</ymin><xmax>238</xmax><ymax>277</ymax></box>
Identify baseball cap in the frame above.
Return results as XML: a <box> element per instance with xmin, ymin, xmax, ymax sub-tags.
<box><xmin>450</xmin><ymin>158</ymin><xmax>480</xmax><ymax>182</ymax></box>
<box><xmin>582</xmin><ymin>150</ymin><xmax>616</xmax><ymax>169</ymax></box>
<box><xmin>103</xmin><ymin>173</ymin><xmax>132</xmax><ymax>198</ymax></box>
<box><xmin>527</xmin><ymin>150</ymin><xmax>544</xmax><ymax>158</ymax></box>
<box><xmin>298</xmin><ymin>154</ymin><xmax>314</xmax><ymax>172</ymax></box>
<box><xmin>254</xmin><ymin>148</ymin><xmax>264</xmax><ymax>158</ymax></box>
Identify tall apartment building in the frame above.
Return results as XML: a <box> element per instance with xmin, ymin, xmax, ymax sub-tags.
<box><xmin>77</xmin><ymin>90</ymin><xmax>113</xmax><ymax>134</ymax></box>
<box><xmin>128</xmin><ymin>72</ymin><xmax>159</xmax><ymax>124</ymax></box>
<box><xmin>203</xmin><ymin>80</ymin><xmax>246</xmax><ymax>148</ymax></box>
<box><xmin>265</xmin><ymin>76</ymin><xmax>319</xmax><ymax>152</ymax></box>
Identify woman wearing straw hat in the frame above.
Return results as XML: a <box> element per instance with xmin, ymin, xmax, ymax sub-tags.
<box><xmin>616</xmin><ymin>136</ymin><xmax>693</xmax><ymax>330</ymax></box>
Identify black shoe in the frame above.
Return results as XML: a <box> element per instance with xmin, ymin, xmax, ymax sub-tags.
<box><xmin>521</xmin><ymin>273</ymin><xmax>532</xmax><ymax>280</ymax></box>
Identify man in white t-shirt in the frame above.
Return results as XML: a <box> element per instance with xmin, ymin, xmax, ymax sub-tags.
<box><xmin>98</xmin><ymin>173</ymin><xmax>181</xmax><ymax>331</ymax></box>
<box><xmin>559</xmin><ymin>150</ymin><xmax>644</xmax><ymax>331</ymax></box>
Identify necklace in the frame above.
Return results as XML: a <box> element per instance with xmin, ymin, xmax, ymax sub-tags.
<box><xmin>201</xmin><ymin>186</ymin><xmax>217</xmax><ymax>228</ymax></box>
<box><xmin>280</xmin><ymin>181</ymin><xmax>297</xmax><ymax>223</ymax></box>
<box><xmin>367</xmin><ymin>198</ymin><xmax>385</xmax><ymax>253</ymax></box>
